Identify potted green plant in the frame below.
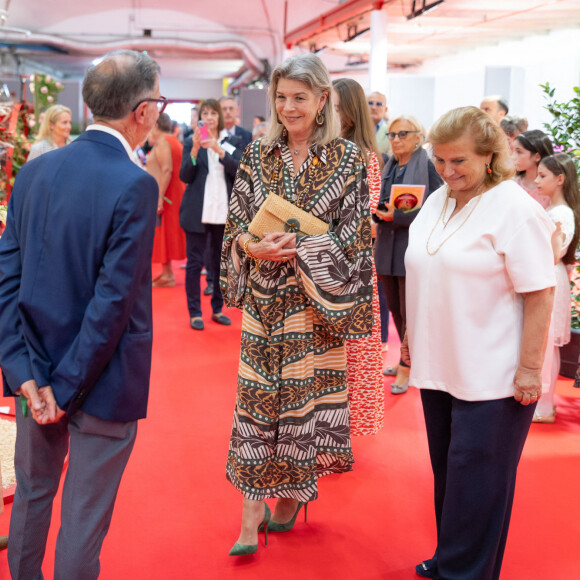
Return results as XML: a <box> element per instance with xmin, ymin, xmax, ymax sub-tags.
<box><xmin>541</xmin><ymin>83</ymin><xmax>580</xmax><ymax>377</ymax></box>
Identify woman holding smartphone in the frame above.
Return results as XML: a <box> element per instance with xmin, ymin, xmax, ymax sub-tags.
<box><xmin>179</xmin><ymin>99</ymin><xmax>242</xmax><ymax>330</ymax></box>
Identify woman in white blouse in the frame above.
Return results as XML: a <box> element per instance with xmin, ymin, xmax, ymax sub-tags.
<box><xmin>404</xmin><ymin>107</ymin><xmax>555</xmax><ymax>580</ymax></box>
<box><xmin>179</xmin><ymin>99</ymin><xmax>242</xmax><ymax>330</ymax></box>
<box><xmin>533</xmin><ymin>153</ymin><xmax>580</xmax><ymax>422</ymax></box>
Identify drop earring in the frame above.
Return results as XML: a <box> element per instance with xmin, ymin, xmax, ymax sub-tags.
<box><xmin>315</xmin><ymin>109</ymin><xmax>325</xmax><ymax>127</ymax></box>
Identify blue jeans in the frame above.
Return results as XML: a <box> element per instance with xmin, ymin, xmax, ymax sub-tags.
<box><xmin>185</xmin><ymin>225</ymin><xmax>225</xmax><ymax>318</ymax></box>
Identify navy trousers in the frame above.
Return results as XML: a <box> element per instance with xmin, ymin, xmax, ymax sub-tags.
<box><xmin>185</xmin><ymin>224</ymin><xmax>225</xmax><ymax>318</ymax></box>
<box><xmin>420</xmin><ymin>390</ymin><xmax>536</xmax><ymax>580</ymax></box>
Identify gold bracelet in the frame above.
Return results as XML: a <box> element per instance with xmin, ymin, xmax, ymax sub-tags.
<box><xmin>243</xmin><ymin>236</ymin><xmax>260</xmax><ymax>262</ymax></box>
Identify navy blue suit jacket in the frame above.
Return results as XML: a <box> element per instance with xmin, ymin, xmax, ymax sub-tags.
<box><xmin>229</xmin><ymin>125</ymin><xmax>252</xmax><ymax>151</ymax></box>
<box><xmin>179</xmin><ymin>135</ymin><xmax>244</xmax><ymax>234</ymax></box>
<box><xmin>0</xmin><ymin>130</ymin><xmax>158</xmax><ymax>422</ymax></box>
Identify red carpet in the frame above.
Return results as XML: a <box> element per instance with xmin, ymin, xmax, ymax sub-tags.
<box><xmin>1</xmin><ymin>262</ymin><xmax>579</xmax><ymax>579</ymax></box>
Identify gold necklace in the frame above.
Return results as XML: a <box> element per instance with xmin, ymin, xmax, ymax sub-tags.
<box><xmin>425</xmin><ymin>187</ymin><xmax>484</xmax><ymax>256</ymax></box>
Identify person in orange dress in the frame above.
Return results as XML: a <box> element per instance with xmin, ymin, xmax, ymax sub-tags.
<box><xmin>333</xmin><ymin>78</ymin><xmax>385</xmax><ymax>436</ymax></box>
<box><xmin>147</xmin><ymin>112</ymin><xmax>187</xmax><ymax>287</ymax></box>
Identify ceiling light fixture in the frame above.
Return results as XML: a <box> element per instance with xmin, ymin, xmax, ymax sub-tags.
<box><xmin>406</xmin><ymin>0</ymin><xmax>445</xmax><ymax>20</ymax></box>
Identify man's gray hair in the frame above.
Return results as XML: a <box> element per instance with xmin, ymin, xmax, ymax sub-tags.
<box><xmin>219</xmin><ymin>96</ymin><xmax>238</xmax><ymax>105</ymax></box>
<box><xmin>82</xmin><ymin>50</ymin><xmax>160</xmax><ymax>120</ymax></box>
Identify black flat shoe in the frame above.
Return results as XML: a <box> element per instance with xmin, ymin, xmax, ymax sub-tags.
<box><xmin>204</xmin><ymin>284</ymin><xmax>213</xmax><ymax>296</ymax></box>
<box><xmin>212</xmin><ymin>313</ymin><xmax>231</xmax><ymax>326</ymax></box>
<box><xmin>190</xmin><ymin>317</ymin><xmax>204</xmax><ymax>330</ymax></box>
<box><xmin>416</xmin><ymin>557</ymin><xmax>437</xmax><ymax>578</ymax></box>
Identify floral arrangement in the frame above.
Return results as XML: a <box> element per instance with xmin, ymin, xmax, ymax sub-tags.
<box><xmin>29</xmin><ymin>74</ymin><xmax>64</xmax><ymax>122</ymax></box>
<box><xmin>0</xmin><ymin>101</ymin><xmax>36</xmax><ymax>201</ymax></box>
<box><xmin>0</xmin><ymin>202</ymin><xmax>7</xmax><ymax>225</ymax></box>
<box><xmin>0</xmin><ymin>73</ymin><xmax>64</xmax><ymax>201</ymax></box>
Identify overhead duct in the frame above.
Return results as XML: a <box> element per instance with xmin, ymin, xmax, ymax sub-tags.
<box><xmin>0</xmin><ymin>32</ymin><xmax>267</xmax><ymax>78</ymax></box>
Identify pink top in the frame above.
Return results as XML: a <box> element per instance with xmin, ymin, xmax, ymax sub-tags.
<box><xmin>514</xmin><ymin>175</ymin><xmax>550</xmax><ymax>209</ymax></box>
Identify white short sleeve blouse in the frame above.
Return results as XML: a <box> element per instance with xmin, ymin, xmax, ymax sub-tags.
<box><xmin>405</xmin><ymin>180</ymin><xmax>556</xmax><ymax>401</ymax></box>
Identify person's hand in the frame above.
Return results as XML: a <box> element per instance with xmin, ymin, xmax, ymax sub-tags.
<box><xmin>400</xmin><ymin>331</ymin><xmax>411</xmax><ymax>366</ymax></box>
<box><xmin>513</xmin><ymin>365</ymin><xmax>542</xmax><ymax>405</ymax></box>
<box><xmin>36</xmin><ymin>386</ymin><xmax>65</xmax><ymax>424</ymax></box>
<box><xmin>192</xmin><ymin>128</ymin><xmax>202</xmax><ymax>159</ymax></box>
<box><xmin>192</xmin><ymin>127</ymin><xmax>201</xmax><ymax>148</ymax></box>
<box><xmin>248</xmin><ymin>232</ymin><xmax>297</xmax><ymax>262</ymax></box>
<box><xmin>15</xmin><ymin>380</ymin><xmax>64</xmax><ymax>424</ymax></box>
<box><xmin>157</xmin><ymin>196</ymin><xmax>164</xmax><ymax>214</ymax></box>
<box><xmin>552</xmin><ymin>221</ymin><xmax>563</xmax><ymax>243</ymax></box>
<box><xmin>200</xmin><ymin>136</ymin><xmax>220</xmax><ymax>152</ymax></box>
<box><xmin>375</xmin><ymin>206</ymin><xmax>394</xmax><ymax>222</ymax></box>
<box><xmin>16</xmin><ymin>379</ymin><xmax>45</xmax><ymax>419</ymax></box>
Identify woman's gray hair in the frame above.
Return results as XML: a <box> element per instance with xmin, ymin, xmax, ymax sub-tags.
<box><xmin>264</xmin><ymin>53</ymin><xmax>340</xmax><ymax>146</ymax></box>
<box><xmin>388</xmin><ymin>115</ymin><xmax>426</xmax><ymax>146</ymax></box>
<box><xmin>82</xmin><ymin>50</ymin><xmax>160</xmax><ymax>120</ymax></box>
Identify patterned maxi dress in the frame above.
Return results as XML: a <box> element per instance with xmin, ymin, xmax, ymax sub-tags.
<box><xmin>345</xmin><ymin>151</ymin><xmax>384</xmax><ymax>436</ymax></box>
<box><xmin>220</xmin><ymin>136</ymin><xmax>374</xmax><ymax>501</ymax></box>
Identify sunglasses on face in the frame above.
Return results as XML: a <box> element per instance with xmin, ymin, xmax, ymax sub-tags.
<box><xmin>388</xmin><ymin>130</ymin><xmax>420</xmax><ymax>140</ymax></box>
<box><xmin>367</xmin><ymin>101</ymin><xmax>384</xmax><ymax>107</ymax></box>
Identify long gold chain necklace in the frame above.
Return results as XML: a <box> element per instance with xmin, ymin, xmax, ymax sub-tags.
<box><xmin>425</xmin><ymin>187</ymin><xmax>485</xmax><ymax>256</ymax></box>
<box><xmin>269</xmin><ymin>148</ymin><xmax>319</xmax><ymax>209</ymax></box>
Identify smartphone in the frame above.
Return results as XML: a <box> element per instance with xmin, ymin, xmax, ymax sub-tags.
<box><xmin>376</xmin><ymin>202</ymin><xmax>387</xmax><ymax>212</ymax></box>
<box><xmin>198</xmin><ymin>120</ymin><xmax>209</xmax><ymax>141</ymax></box>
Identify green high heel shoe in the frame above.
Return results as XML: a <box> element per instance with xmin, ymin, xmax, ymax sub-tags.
<box><xmin>229</xmin><ymin>502</ymin><xmax>271</xmax><ymax>556</ymax></box>
<box><xmin>267</xmin><ymin>501</ymin><xmax>308</xmax><ymax>533</ymax></box>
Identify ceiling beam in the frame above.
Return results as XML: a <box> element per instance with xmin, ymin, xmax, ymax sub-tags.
<box><xmin>284</xmin><ymin>0</ymin><xmax>392</xmax><ymax>49</ymax></box>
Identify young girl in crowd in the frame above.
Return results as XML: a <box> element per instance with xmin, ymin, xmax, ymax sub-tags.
<box><xmin>534</xmin><ymin>153</ymin><xmax>580</xmax><ymax>422</ymax></box>
<box><xmin>512</xmin><ymin>129</ymin><xmax>554</xmax><ymax>207</ymax></box>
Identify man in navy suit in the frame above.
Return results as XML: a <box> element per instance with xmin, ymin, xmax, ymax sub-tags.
<box><xmin>219</xmin><ymin>96</ymin><xmax>252</xmax><ymax>151</ymax></box>
<box><xmin>0</xmin><ymin>50</ymin><xmax>162</xmax><ymax>579</ymax></box>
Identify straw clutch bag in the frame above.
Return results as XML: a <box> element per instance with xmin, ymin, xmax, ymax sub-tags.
<box><xmin>248</xmin><ymin>193</ymin><xmax>329</xmax><ymax>239</ymax></box>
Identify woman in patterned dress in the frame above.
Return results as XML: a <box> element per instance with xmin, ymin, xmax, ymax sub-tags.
<box><xmin>221</xmin><ymin>54</ymin><xmax>373</xmax><ymax>555</ymax></box>
<box><xmin>533</xmin><ymin>153</ymin><xmax>580</xmax><ymax>422</ymax></box>
<box><xmin>332</xmin><ymin>77</ymin><xmax>384</xmax><ymax>436</ymax></box>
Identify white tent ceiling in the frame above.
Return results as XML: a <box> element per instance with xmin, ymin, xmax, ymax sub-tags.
<box><xmin>0</xmin><ymin>0</ymin><xmax>579</xmax><ymax>82</ymax></box>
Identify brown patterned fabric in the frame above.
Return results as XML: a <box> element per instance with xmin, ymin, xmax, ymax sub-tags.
<box><xmin>220</xmin><ymin>136</ymin><xmax>373</xmax><ymax>500</ymax></box>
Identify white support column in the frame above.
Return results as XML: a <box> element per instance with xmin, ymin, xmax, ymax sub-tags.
<box><xmin>369</xmin><ymin>9</ymin><xmax>388</xmax><ymax>96</ymax></box>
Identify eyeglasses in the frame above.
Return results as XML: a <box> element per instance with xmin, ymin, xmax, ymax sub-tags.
<box><xmin>387</xmin><ymin>130</ymin><xmax>420</xmax><ymax>140</ymax></box>
<box><xmin>132</xmin><ymin>96</ymin><xmax>168</xmax><ymax>114</ymax></box>
<box><xmin>367</xmin><ymin>101</ymin><xmax>384</xmax><ymax>107</ymax></box>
